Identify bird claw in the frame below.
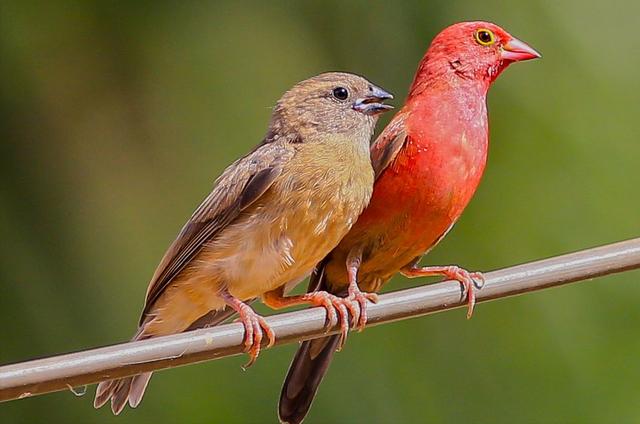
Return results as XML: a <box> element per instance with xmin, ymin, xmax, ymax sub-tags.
<box><xmin>236</xmin><ymin>305</ymin><xmax>275</xmax><ymax>369</ymax></box>
<box><xmin>444</xmin><ymin>267</ymin><xmax>484</xmax><ymax>319</ymax></box>
<box><xmin>302</xmin><ymin>291</ymin><xmax>355</xmax><ymax>350</ymax></box>
<box><xmin>347</xmin><ymin>288</ymin><xmax>378</xmax><ymax>332</ymax></box>
<box><xmin>403</xmin><ymin>265</ymin><xmax>484</xmax><ymax>319</ymax></box>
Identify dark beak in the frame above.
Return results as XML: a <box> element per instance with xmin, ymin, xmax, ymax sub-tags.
<box><xmin>353</xmin><ymin>84</ymin><xmax>394</xmax><ymax>116</ymax></box>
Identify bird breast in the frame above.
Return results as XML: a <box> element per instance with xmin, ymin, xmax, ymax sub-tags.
<box><xmin>199</xmin><ymin>138</ymin><xmax>374</xmax><ymax>300</ymax></box>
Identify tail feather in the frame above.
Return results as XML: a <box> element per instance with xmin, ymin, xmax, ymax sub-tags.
<box><xmin>94</xmin><ymin>372</ymin><xmax>153</xmax><ymax>415</ymax></box>
<box><xmin>279</xmin><ymin>257</ymin><xmax>344</xmax><ymax>423</ymax></box>
<box><xmin>111</xmin><ymin>377</ymin><xmax>133</xmax><ymax>415</ymax></box>
<box><xmin>278</xmin><ymin>334</ymin><xmax>341</xmax><ymax>424</ymax></box>
<box><xmin>128</xmin><ymin>372</ymin><xmax>153</xmax><ymax>408</ymax></box>
<box><xmin>93</xmin><ymin>380</ymin><xmax>117</xmax><ymax>409</ymax></box>
<box><xmin>94</xmin><ymin>307</ymin><xmax>235</xmax><ymax>414</ymax></box>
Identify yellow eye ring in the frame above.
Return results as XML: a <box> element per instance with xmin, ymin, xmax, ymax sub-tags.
<box><xmin>474</xmin><ymin>29</ymin><xmax>496</xmax><ymax>46</ymax></box>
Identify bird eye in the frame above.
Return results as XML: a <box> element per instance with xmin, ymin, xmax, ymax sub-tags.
<box><xmin>474</xmin><ymin>29</ymin><xmax>495</xmax><ymax>46</ymax></box>
<box><xmin>332</xmin><ymin>87</ymin><xmax>349</xmax><ymax>101</ymax></box>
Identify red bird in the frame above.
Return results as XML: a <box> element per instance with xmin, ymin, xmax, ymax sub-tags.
<box><xmin>278</xmin><ymin>21</ymin><xmax>540</xmax><ymax>424</ymax></box>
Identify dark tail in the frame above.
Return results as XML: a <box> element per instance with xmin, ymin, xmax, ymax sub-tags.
<box><xmin>279</xmin><ymin>334</ymin><xmax>341</xmax><ymax>424</ymax></box>
<box><xmin>93</xmin><ymin>307</ymin><xmax>239</xmax><ymax>414</ymax></box>
<box><xmin>279</xmin><ymin>259</ymin><xmax>343</xmax><ymax>424</ymax></box>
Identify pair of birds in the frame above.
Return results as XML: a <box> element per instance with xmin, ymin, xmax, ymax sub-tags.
<box><xmin>94</xmin><ymin>21</ymin><xmax>540</xmax><ymax>423</ymax></box>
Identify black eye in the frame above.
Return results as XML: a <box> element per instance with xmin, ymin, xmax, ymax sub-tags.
<box><xmin>478</xmin><ymin>31</ymin><xmax>491</xmax><ymax>43</ymax></box>
<box><xmin>474</xmin><ymin>29</ymin><xmax>495</xmax><ymax>46</ymax></box>
<box><xmin>332</xmin><ymin>87</ymin><xmax>349</xmax><ymax>100</ymax></box>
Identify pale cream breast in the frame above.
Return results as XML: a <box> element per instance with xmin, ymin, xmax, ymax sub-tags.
<box><xmin>210</xmin><ymin>138</ymin><xmax>373</xmax><ymax>299</ymax></box>
<box><xmin>145</xmin><ymin>136</ymin><xmax>373</xmax><ymax>332</ymax></box>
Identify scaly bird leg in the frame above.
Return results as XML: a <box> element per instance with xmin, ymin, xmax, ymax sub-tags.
<box><xmin>220</xmin><ymin>289</ymin><xmax>275</xmax><ymax>368</ymax></box>
<box><xmin>263</xmin><ymin>287</ymin><xmax>356</xmax><ymax>350</ymax></box>
<box><xmin>346</xmin><ymin>249</ymin><xmax>379</xmax><ymax>332</ymax></box>
<box><xmin>400</xmin><ymin>264</ymin><xmax>485</xmax><ymax>319</ymax></box>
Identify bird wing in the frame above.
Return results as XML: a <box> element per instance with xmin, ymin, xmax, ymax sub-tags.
<box><xmin>369</xmin><ymin>111</ymin><xmax>409</xmax><ymax>179</ymax></box>
<box><xmin>140</xmin><ymin>142</ymin><xmax>295</xmax><ymax>323</ymax></box>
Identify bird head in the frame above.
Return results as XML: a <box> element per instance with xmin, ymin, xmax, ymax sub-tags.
<box><xmin>412</xmin><ymin>21</ymin><xmax>541</xmax><ymax>92</ymax></box>
<box><xmin>270</xmin><ymin>72</ymin><xmax>393</xmax><ymax>141</ymax></box>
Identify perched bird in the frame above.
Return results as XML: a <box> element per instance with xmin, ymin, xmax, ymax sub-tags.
<box><xmin>93</xmin><ymin>72</ymin><xmax>393</xmax><ymax>415</ymax></box>
<box><xmin>279</xmin><ymin>22</ymin><xmax>541</xmax><ymax>424</ymax></box>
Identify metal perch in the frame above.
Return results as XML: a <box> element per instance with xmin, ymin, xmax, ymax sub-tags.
<box><xmin>1</xmin><ymin>238</ymin><xmax>639</xmax><ymax>403</ymax></box>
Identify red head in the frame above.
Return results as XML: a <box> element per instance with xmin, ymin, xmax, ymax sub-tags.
<box><xmin>410</xmin><ymin>21</ymin><xmax>540</xmax><ymax>95</ymax></box>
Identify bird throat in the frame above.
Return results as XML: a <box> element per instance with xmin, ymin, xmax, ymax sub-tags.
<box><xmin>404</xmin><ymin>81</ymin><xmax>490</xmax><ymax>221</ymax></box>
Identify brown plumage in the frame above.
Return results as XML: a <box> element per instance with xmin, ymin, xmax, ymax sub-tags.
<box><xmin>93</xmin><ymin>72</ymin><xmax>393</xmax><ymax>415</ymax></box>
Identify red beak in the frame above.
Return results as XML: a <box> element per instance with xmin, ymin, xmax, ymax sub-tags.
<box><xmin>501</xmin><ymin>38</ymin><xmax>541</xmax><ymax>62</ymax></box>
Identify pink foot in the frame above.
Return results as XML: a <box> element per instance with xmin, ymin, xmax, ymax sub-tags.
<box><xmin>222</xmin><ymin>291</ymin><xmax>275</xmax><ymax>368</ymax></box>
<box><xmin>300</xmin><ymin>291</ymin><xmax>358</xmax><ymax>347</ymax></box>
<box><xmin>345</xmin><ymin>254</ymin><xmax>378</xmax><ymax>333</ymax></box>
<box><xmin>347</xmin><ymin>286</ymin><xmax>379</xmax><ymax>332</ymax></box>
<box><xmin>235</xmin><ymin>302</ymin><xmax>276</xmax><ymax>368</ymax></box>
<box><xmin>403</xmin><ymin>265</ymin><xmax>484</xmax><ymax>319</ymax></box>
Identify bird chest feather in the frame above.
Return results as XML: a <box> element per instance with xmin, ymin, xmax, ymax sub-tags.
<box><xmin>212</xmin><ymin>137</ymin><xmax>373</xmax><ymax>298</ymax></box>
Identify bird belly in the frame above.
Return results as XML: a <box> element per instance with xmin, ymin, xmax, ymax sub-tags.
<box><xmin>337</xmin><ymin>135</ymin><xmax>487</xmax><ymax>283</ymax></box>
<box><xmin>145</xmin><ymin>141</ymin><xmax>373</xmax><ymax>333</ymax></box>
<box><xmin>197</xmin><ymin>189</ymin><xmax>362</xmax><ymax>301</ymax></box>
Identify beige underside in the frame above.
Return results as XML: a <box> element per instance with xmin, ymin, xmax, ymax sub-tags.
<box><xmin>142</xmin><ymin>138</ymin><xmax>373</xmax><ymax>337</ymax></box>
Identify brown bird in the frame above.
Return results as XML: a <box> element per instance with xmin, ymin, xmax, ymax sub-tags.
<box><xmin>279</xmin><ymin>22</ymin><xmax>540</xmax><ymax>423</ymax></box>
<box><xmin>93</xmin><ymin>72</ymin><xmax>393</xmax><ymax>415</ymax></box>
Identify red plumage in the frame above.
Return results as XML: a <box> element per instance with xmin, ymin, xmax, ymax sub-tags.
<box><xmin>279</xmin><ymin>21</ymin><xmax>540</xmax><ymax>424</ymax></box>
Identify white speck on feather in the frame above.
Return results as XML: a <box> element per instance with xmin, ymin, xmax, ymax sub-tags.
<box><xmin>314</xmin><ymin>212</ymin><xmax>333</xmax><ymax>235</ymax></box>
<box><xmin>280</xmin><ymin>236</ymin><xmax>295</xmax><ymax>266</ymax></box>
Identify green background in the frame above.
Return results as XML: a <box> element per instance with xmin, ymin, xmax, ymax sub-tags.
<box><xmin>2</xmin><ymin>1</ymin><xmax>639</xmax><ymax>423</ymax></box>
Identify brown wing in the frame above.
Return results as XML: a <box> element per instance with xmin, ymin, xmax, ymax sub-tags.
<box><xmin>369</xmin><ymin>110</ymin><xmax>409</xmax><ymax>179</ymax></box>
<box><xmin>140</xmin><ymin>142</ymin><xmax>294</xmax><ymax>323</ymax></box>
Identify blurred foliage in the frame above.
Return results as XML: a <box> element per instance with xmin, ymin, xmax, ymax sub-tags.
<box><xmin>1</xmin><ymin>1</ymin><xmax>639</xmax><ymax>423</ymax></box>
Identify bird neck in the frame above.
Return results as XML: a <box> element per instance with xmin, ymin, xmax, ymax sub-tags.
<box><xmin>409</xmin><ymin>67</ymin><xmax>491</xmax><ymax>99</ymax></box>
<box><xmin>407</xmin><ymin>78</ymin><xmax>489</xmax><ymax>126</ymax></box>
<box><xmin>404</xmin><ymin>79</ymin><xmax>489</xmax><ymax>165</ymax></box>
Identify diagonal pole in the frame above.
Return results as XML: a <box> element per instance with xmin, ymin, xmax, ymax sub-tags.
<box><xmin>1</xmin><ymin>238</ymin><xmax>639</xmax><ymax>403</ymax></box>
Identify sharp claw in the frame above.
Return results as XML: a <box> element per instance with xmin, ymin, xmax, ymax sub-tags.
<box><xmin>243</xmin><ymin>348</ymin><xmax>258</xmax><ymax>370</ymax></box>
<box><xmin>243</xmin><ymin>321</ymin><xmax>261</xmax><ymax>369</ymax></box>
<box><xmin>345</xmin><ymin>300</ymin><xmax>359</xmax><ymax>328</ymax></box>
<box><xmin>336</xmin><ymin>302</ymin><xmax>350</xmax><ymax>351</ymax></box>
<box><xmin>439</xmin><ymin>266</ymin><xmax>483</xmax><ymax>319</ymax></box>
<box><xmin>305</xmin><ymin>291</ymin><xmax>359</xmax><ymax>341</ymax></box>
<box><xmin>326</xmin><ymin>305</ymin><xmax>337</xmax><ymax>328</ymax></box>
<box><xmin>319</xmin><ymin>294</ymin><xmax>338</xmax><ymax>329</ymax></box>
<box><xmin>336</xmin><ymin>336</ymin><xmax>345</xmax><ymax>352</ymax></box>
<box><xmin>253</xmin><ymin>321</ymin><xmax>263</xmax><ymax>347</ymax></box>
<box><xmin>242</xmin><ymin>340</ymin><xmax>259</xmax><ymax>369</ymax></box>
<box><xmin>466</xmin><ymin>285</ymin><xmax>476</xmax><ymax>320</ymax></box>
<box><xmin>322</xmin><ymin>313</ymin><xmax>335</xmax><ymax>334</ymax></box>
<box><xmin>454</xmin><ymin>270</ymin><xmax>480</xmax><ymax>319</ymax></box>
<box><xmin>260</xmin><ymin>317</ymin><xmax>276</xmax><ymax>348</ymax></box>
<box><xmin>403</xmin><ymin>265</ymin><xmax>484</xmax><ymax>318</ymax></box>
<box><xmin>358</xmin><ymin>296</ymin><xmax>367</xmax><ymax>332</ymax></box>
<box><xmin>234</xmin><ymin>305</ymin><xmax>275</xmax><ymax>368</ymax></box>
<box><xmin>242</xmin><ymin>318</ymin><xmax>254</xmax><ymax>351</ymax></box>
<box><xmin>345</xmin><ymin>289</ymin><xmax>377</xmax><ymax>332</ymax></box>
<box><xmin>471</xmin><ymin>272</ymin><xmax>485</xmax><ymax>289</ymax></box>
